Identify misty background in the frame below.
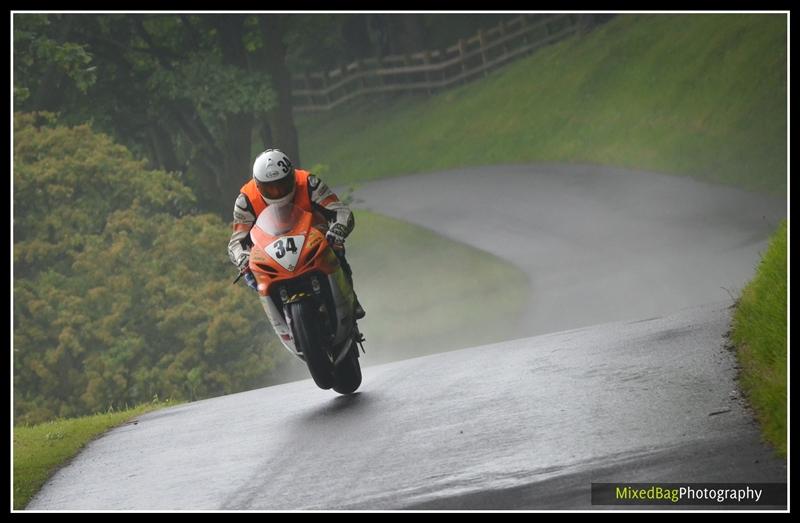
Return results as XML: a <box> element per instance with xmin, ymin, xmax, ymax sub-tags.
<box><xmin>13</xmin><ymin>12</ymin><xmax>787</xmax><ymax>425</ymax></box>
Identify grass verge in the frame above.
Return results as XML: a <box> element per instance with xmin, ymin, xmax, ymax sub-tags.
<box><xmin>731</xmin><ymin>220</ymin><xmax>787</xmax><ymax>456</ymax></box>
<box><xmin>297</xmin><ymin>14</ymin><xmax>786</xmax><ymax>195</ymax></box>
<box><xmin>13</xmin><ymin>400</ymin><xmax>179</xmax><ymax>510</ymax></box>
<box><xmin>347</xmin><ymin>209</ymin><xmax>530</xmax><ymax>362</ymax></box>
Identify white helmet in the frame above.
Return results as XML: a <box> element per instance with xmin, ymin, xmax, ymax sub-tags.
<box><xmin>252</xmin><ymin>149</ymin><xmax>296</xmax><ymax>206</ymax></box>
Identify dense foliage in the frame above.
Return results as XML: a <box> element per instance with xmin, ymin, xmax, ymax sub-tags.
<box><xmin>13</xmin><ymin>14</ymin><xmax>283</xmax><ymax>216</ymax></box>
<box><xmin>13</xmin><ymin>113</ymin><xmax>288</xmax><ymax>425</ymax></box>
<box><xmin>12</xmin><ymin>13</ymin><xmax>530</xmax><ymax>216</ymax></box>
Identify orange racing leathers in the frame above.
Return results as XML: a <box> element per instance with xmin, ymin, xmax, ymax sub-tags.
<box><xmin>227</xmin><ymin>169</ymin><xmax>355</xmax><ymax>270</ymax></box>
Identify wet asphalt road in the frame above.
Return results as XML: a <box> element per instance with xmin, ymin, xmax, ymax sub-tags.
<box><xmin>27</xmin><ymin>165</ymin><xmax>786</xmax><ymax>510</ymax></box>
<box><xmin>27</xmin><ymin>304</ymin><xmax>786</xmax><ymax>510</ymax></box>
<box><xmin>351</xmin><ymin>164</ymin><xmax>785</xmax><ymax>339</ymax></box>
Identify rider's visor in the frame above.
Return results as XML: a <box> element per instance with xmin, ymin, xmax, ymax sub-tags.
<box><xmin>257</xmin><ymin>172</ymin><xmax>294</xmax><ymax>200</ymax></box>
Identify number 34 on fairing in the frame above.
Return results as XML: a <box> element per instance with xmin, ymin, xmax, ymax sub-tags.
<box><xmin>266</xmin><ymin>235</ymin><xmax>306</xmax><ymax>271</ymax></box>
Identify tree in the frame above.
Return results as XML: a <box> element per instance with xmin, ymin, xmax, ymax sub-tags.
<box><xmin>14</xmin><ymin>13</ymin><xmax>528</xmax><ymax>217</ymax></box>
<box><xmin>13</xmin><ymin>113</ymin><xmax>290</xmax><ymax>425</ymax></box>
<box><xmin>14</xmin><ymin>13</ymin><xmax>301</xmax><ymax>217</ymax></box>
<box><xmin>257</xmin><ymin>15</ymin><xmax>300</xmax><ymax>164</ymax></box>
<box><xmin>13</xmin><ymin>14</ymin><xmax>97</xmax><ymax>110</ymax></box>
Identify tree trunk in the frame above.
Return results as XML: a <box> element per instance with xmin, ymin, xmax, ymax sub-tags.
<box><xmin>258</xmin><ymin>15</ymin><xmax>300</xmax><ymax>165</ymax></box>
<box><xmin>148</xmin><ymin>124</ymin><xmax>181</xmax><ymax>173</ymax></box>
<box><xmin>222</xmin><ymin>112</ymin><xmax>254</xmax><ymax>202</ymax></box>
<box><xmin>366</xmin><ymin>15</ymin><xmax>391</xmax><ymax>59</ymax></box>
<box><xmin>341</xmin><ymin>15</ymin><xmax>372</xmax><ymax>62</ymax></box>
<box><xmin>399</xmin><ymin>14</ymin><xmax>426</xmax><ymax>54</ymax></box>
<box><xmin>382</xmin><ymin>14</ymin><xmax>426</xmax><ymax>55</ymax></box>
<box><xmin>190</xmin><ymin>155</ymin><xmax>229</xmax><ymax>217</ymax></box>
<box><xmin>259</xmin><ymin>122</ymin><xmax>273</xmax><ymax>151</ymax></box>
<box><xmin>213</xmin><ymin>15</ymin><xmax>256</xmax><ymax>216</ymax></box>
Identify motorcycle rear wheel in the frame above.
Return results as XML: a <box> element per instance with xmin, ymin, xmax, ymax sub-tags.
<box><xmin>333</xmin><ymin>347</ymin><xmax>362</xmax><ymax>394</ymax></box>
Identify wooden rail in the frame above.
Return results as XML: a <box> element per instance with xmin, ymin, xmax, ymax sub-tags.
<box><xmin>291</xmin><ymin>14</ymin><xmax>580</xmax><ymax>112</ymax></box>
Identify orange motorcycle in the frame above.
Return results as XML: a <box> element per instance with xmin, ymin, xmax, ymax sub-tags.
<box><xmin>242</xmin><ymin>204</ymin><xmax>364</xmax><ymax>394</ymax></box>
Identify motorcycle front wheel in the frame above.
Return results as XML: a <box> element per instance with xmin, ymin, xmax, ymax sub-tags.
<box><xmin>289</xmin><ymin>301</ymin><xmax>335</xmax><ymax>390</ymax></box>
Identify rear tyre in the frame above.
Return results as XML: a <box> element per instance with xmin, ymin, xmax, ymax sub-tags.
<box><xmin>333</xmin><ymin>346</ymin><xmax>362</xmax><ymax>394</ymax></box>
<box><xmin>289</xmin><ymin>301</ymin><xmax>335</xmax><ymax>390</ymax></box>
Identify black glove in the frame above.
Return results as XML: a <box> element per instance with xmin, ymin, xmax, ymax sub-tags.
<box><xmin>243</xmin><ymin>269</ymin><xmax>258</xmax><ymax>291</ymax></box>
<box><xmin>326</xmin><ymin>223</ymin><xmax>347</xmax><ymax>249</ymax></box>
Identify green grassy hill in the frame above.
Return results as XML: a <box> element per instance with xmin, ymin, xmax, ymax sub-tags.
<box><xmin>297</xmin><ymin>14</ymin><xmax>786</xmax><ymax>194</ymax></box>
<box><xmin>731</xmin><ymin>221</ymin><xmax>787</xmax><ymax>456</ymax></box>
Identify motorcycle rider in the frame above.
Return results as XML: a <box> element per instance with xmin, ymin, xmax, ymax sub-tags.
<box><xmin>228</xmin><ymin>149</ymin><xmax>366</xmax><ymax>320</ymax></box>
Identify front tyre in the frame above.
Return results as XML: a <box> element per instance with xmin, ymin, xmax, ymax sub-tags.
<box><xmin>333</xmin><ymin>346</ymin><xmax>362</xmax><ymax>394</ymax></box>
<box><xmin>289</xmin><ymin>301</ymin><xmax>335</xmax><ymax>390</ymax></box>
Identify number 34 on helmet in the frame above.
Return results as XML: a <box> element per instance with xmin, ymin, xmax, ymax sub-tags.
<box><xmin>253</xmin><ymin>149</ymin><xmax>296</xmax><ymax>205</ymax></box>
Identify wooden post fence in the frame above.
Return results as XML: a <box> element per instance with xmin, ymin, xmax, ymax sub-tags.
<box><xmin>478</xmin><ymin>28</ymin><xmax>488</xmax><ymax>77</ymax></box>
<box><xmin>292</xmin><ymin>14</ymin><xmax>580</xmax><ymax>112</ymax></box>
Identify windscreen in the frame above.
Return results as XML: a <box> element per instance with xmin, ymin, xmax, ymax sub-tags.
<box><xmin>254</xmin><ymin>204</ymin><xmax>305</xmax><ymax>236</ymax></box>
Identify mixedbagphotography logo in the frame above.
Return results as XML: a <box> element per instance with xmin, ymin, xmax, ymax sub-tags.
<box><xmin>591</xmin><ymin>483</ymin><xmax>787</xmax><ymax>506</ymax></box>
